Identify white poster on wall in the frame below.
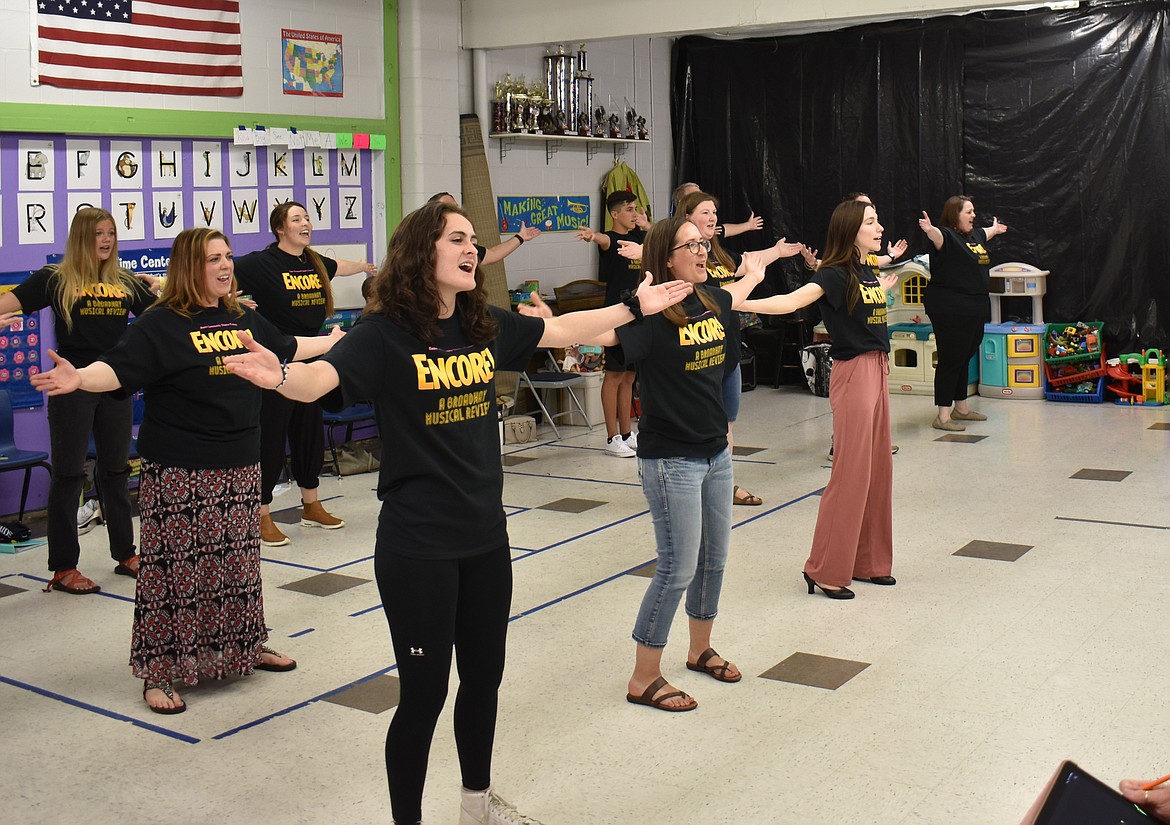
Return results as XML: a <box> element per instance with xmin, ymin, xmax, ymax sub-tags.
<box><xmin>228</xmin><ymin>145</ymin><xmax>258</xmax><ymax>186</ymax></box>
<box><xmin>338</xmin><ymin>187</ymin><xmax>363</xmax><ymax>230</ymax></box>
<box><xmin>306</xmin><ymin>188</ymin><xmax>332</xmax><ymax>230</ymax></box>
<box><xmin>18</xmin><ymin>192</ymin><xmax>54</xmax><ymax>245</ymax></box>
<box><xmin>18</xmin><ymin>140</ymin><xmax>55</xmax><ymax>192</ymax></box>
<box><xmin>266</xmin><ymin>188</ymin><xmax>294</xmax><ymax>214</ymax></box>
<box><xmin>111</xmin><ymin>191</ymin><xmax>146</xmax><ymax>241</ymax></box>
<box><xmin>109</xmin><ymin>141</ymin><xmax>144</xmax><ymax>190</ymax></box>
<box><xmin>192</xmin><ymin>142</ymin><xmax>223</xmax><ymax>188</ymax></box>
<box><xmin>230</xmin><ymin>189</ymin><xmax>261</xmax><ymax>234</ymax></box>
<box><xmin>192</xmin><ymin>191</ymin><xmax>225</xmax><ymax>230</ymax></box>
<box><xmin>65</xmin><ymin>140</ymin><xmax>101</xmax><ymax>190</ymax></box>
<box><xmin>151</xmin><ymin>140</ymin><xmax>184</xmax><ymax>189</ymax></box>
<box><xmin>337</xmin><ymin>149</ymin><xmax>360</xmax><ymax>184</ymax></box>
<box><xmin>304</xmin><ymin>148</ymin><xmax>330</xmax><ymax>185</ymax></box>
<box><xmin>67</xmin><ymin>192</ymin><xmax>103</xmax><ymax>218</ymax></box>
<box><xmin>267</xmin><ymin>148</ymin><xmax>293</xmax><ymax>187</ymax></box>
<box><xmin>153</xmin><ymin>192</ymin><xmax>184</xmax><ymax>240</ymax></box>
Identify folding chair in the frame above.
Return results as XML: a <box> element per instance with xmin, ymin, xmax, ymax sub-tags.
<box><xmin>517</xmin><ymin>351</ymin><xmax>594</xmax><ymax>440</ymax></box>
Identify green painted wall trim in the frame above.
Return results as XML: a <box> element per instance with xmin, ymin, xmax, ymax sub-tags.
<box><xmin>1</xmin><ymin>0</ymin><xmax>401</xmax><ymax>228</ymax></box>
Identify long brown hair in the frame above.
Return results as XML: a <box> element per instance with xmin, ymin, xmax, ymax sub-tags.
<box><xmin>52</xmin><ymin>207</ymin><xmax>140</xmax><ymax>331</ymax></box>
<box><xmin>939</xmin><ymin>195</ymin><xmax>972</xmax><ymax>232</ymax></box>
<box><xmin>365</xmin><ymin>202</ymin><xmax>498</xmax><ymax>344</ymax></box>
<box><xmin>817</xmin><ymin>200</ymin><xmax>870</xmax><ymax>314</ymax></box>
<box><xmin>678</xmin><ymin>190</ymin><xmax>737</xmax><ymax>273</ymax></box>
<box><xmin>270</xmin><ymin>201</ymin><xmax>333</xmax><ymax>316</ymax></box>
<box><xmin>641</xmin><ymin>217</ymin><xmax>720</xmax><ymax>328</ymax></box>
<box><xmin>157</xmin><ymin>228</ymin><xmax>243</xmax><ymax>318</ymax></box>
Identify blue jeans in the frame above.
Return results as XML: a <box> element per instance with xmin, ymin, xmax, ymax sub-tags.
<box><xmin>632</xmin><ymin>449</ymin><xmax>734</xmax><ymax>648</ymax></box>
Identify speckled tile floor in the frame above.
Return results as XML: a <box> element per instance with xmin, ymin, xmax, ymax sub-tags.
<box><xmin>1</xmin><ymin>386</ymin><xmax>1166</xmax><ymax>824</ymax></box>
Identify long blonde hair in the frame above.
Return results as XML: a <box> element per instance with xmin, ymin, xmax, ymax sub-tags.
<box><xmin>156</xmin><ymin>228</ymin><xmax>243</xmax><ymax>318</ymax></box>
<box><xmin>52</xmin><ymin>207</ymin><xmax>140</xmax><ymax>331</ymax></box>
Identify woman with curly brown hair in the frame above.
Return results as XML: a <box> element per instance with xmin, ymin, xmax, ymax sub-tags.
<box><xmin>221</xmin><ymin>201</ymin><xmax>692</xmax><ymax>825</ymax></box>
<box><xmin>31</xmin><ymin>227</ymin><xmax>342</xmax><ymax>715</ymax></box>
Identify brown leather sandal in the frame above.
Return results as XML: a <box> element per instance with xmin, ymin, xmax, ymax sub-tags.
<box><xmin>43</xmin><ymin>569</ymin><xmax>101</xmax><ymax>595</ymax></box>
<box><xmin>143</xmin><ymin>681</ymin><xmax>186</xmax><ymax>715</ymax></box>
<box><xmin>114</xmin><ymin>554</ymin><xmax>140</xmax><ymax>578</ymax></box>
<box><xmin>686</xmin><ymin>647</ymin><xmax>742</xmax><ymax>683</ymax></box>
<box><xmin>255</xmin><ymin>645</ymin><xmax>297</xmax><ymax>672</ymax></box>
<box><xmin>733</xmin><ymin>486</ymin><xmax>763</xmax><ymax>506</ymax></box>
<box><xmin>625</xmin><ymin>676</ymin><xmax>697</xmax><ymax>712</ymax></box>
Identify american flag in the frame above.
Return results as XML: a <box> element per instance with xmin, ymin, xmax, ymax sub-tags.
<box><xmin>34</xmin><ymin>0</ymin><xmax>243</xmax><ymax>97</ymax></box>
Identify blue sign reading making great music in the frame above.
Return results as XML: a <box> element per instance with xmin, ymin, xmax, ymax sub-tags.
<box><xmin>496</xmin><ymin>195</ymin><xmax>591</xmax><ymax>233</ymax></box>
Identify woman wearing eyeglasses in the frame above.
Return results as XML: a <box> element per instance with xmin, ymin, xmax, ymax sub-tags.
<box><xmin>595</xmin><ymin>216</ymin><xmax>767</xmax><ymax>712</ymax></box>
<box><xmin>679</xmin><ymin>191</ymin><xmax>804</xmax><ymax>507</ymax></box>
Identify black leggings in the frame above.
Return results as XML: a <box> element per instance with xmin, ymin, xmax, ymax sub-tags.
<box><xmin>259</xmin><ymin>389</ymin><xmax>324</xmax><ymax>505</ymax></box>
<box><xmin>375</xmin><ymin>544</ymin><xmax>512</xmax><ymax>824</ymax></box>
<box><xmin>930</xmin><ymin>312</ymin><xmax>986</xmax><ymax>407</ymax></box>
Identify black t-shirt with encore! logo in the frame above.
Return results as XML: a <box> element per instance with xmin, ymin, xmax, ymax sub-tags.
<box><xmin>617</xmin><ymin>284</ymin><xmax>734</xmax><ymax>459</ymax></box>
<box><xmin>925</xmin><ymin>226</ymin><xmax>992</xmax><ymax>318</ymax></box>
<box><xmin>811</xmin><ymin>264</ymin><xmax>891</xmax><ymax>361</ymax></box>
<box><xmin>100</xmin><ymin>305</ymin><xmax>296</xmax><ymax>469</ymax></box>
<box><xmin>234</xmin><ymin>245</ymin><xmax>340</xmax><ymax>336</ymax></box>
<box><xmin>323</xmin><ymin>306</ymin><xmax>544</xmax><ymax>560</ymax></box>
<box><xmin>12</xmin><ymin>266</ymin><xmax>155</xmax><ymax>368</ymax></box>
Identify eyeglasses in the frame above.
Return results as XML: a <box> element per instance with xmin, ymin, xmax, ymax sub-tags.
<box><xmin>671</xmin><ymin>239</ymin><xmax>711</xmax><ymax>255</ymax></box>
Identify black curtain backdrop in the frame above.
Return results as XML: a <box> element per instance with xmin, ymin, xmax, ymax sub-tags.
<box><xmin>673</xmin><ymin>0</ymin><xmax>1170</xmax><ymax>349</ymax></box>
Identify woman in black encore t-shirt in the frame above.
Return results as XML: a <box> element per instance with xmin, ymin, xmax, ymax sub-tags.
<box><xmin>220</xmin><ymin>201</ymin><xmax>691</xmax><ymax>825</ymax></box>
<box><xmin>610</xmin><ymin>216</ymin><xmax>767</xmax><ymax>714</ymax></box>
<box><xmin>234</xmin><ymin>201</ymin><xmax>376</xmax><ymax>546</ymax></box>
<box><xmin>742</xmin><ymin>200</ymin><xmax>899</xmax><ymax>600</ymax></box>
<box><xmin>918</xmin><ymin>196</ymin><xmax>1008</xmax><ymax>431</ymax></box>
<box><xmin>31</xmin><ymin>228</ymin><xmax>343</xmax><ymax>716</ymax></box>
<box><xmin>0</xmin><ymin>207</ymin><xmax>155</xmax><ymax>595</ymax></box>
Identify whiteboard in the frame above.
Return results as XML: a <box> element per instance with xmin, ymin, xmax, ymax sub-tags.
<box><xmin>318</xmin><ymin>241</ymin><xmax>376</xmax><ymax>310</ymax></box>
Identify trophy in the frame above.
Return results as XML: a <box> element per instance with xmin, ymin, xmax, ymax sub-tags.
<box><xmin>594</xmin><ymin>105</ymin><xmax>607</xmax><ymax>138</ymax></box>
<box><xmin>637</xmin><ymin>115</ymin><xmax>649</xmax><ymax>141</ymax></box>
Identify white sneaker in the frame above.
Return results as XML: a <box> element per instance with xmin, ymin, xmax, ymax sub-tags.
<box><xmin>624</xmin><ymin>431</ymin><xmax>638</xmax><ymax>451</ymax></box>
<box><xmin>605</xmin><ymin>434</ymin><xmax>636</xmax><ymax>457</ymax></box>
<box><xmin>77</xmin><ymin>500</ymin><xmax>101</xmax><ymax>536</ymax></box>
<box><xmin>460</xmin><ymin>787</ymin><xmax>544</xmax><ymax>825</ymax></box>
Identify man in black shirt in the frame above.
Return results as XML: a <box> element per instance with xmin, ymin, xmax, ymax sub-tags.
<box><xmin>577</xmin><ymin>191</ymin><xmax>647</xmax><ymax>456</ymax></box>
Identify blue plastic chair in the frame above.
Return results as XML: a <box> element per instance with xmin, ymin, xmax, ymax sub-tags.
<box><xmin>321</xmin><ymin>403</ymin><xmax>377</xmax><ymax>476</ymax></box>
<box><xmin>0</xmin><ymin>390</ymin><xmax>52</xmax><ymax>521</ymax></box>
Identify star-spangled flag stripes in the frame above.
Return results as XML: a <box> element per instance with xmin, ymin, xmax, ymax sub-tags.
<box><xmin>33</xmin><ymin>0</ymin><xmax>243</xmax><ymax>97</ymax></box>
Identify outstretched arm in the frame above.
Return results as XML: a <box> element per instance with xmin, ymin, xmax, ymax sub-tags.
<box><xmin>576</xmin><ymin>226</ymin><xmax>612</xmax><ymax>252</ymax></box>
<box><xmin>740</xmin><ymin>282</ymin><xmax>825</xmax><ymax>316</ymax></box>
<box><xmin>482</xmin><ymin>223</ymin><xmax>542</xmax><ymax>266</ymax></box>
<box><xmin>721</xmin><ymin>211</ymin><xmax>764</xmax><ymax>238</ymax></box>
<box><xmin>334</xmin><ymin>258</ymin><xmax>378</xmax><ymax>277</ymax></box>
<box><xmin>533</xmin><ymin>274</ymin><xmax>693</xmax><ymax>348</ymax></box>
<box><xmin>984</xmin><ymin>216</ymin><xmax>1009</xmax><ymax>240</ymax></box>
<box><xmin>873</xmin><ymin>238</ymin><xmax>908</xmax><ymax>266</ymax></box>
<box><xmin>30</xmin><ymin>351</ymin><xmax>121</xmax><ymax>396</ymax></box>
<box><xmin>292</xmin><ymin>324</ymin><xmax>345</xmax><ymax>361</ymax></box>
<box><xmin>224</xmin><ymin>331</ymin><xmax>341</xmax><ymax>403</ymax></box>
<box><xmin>918</xmin><ymin>211</ymin><xmax>944</xmax><ymax>250</ymax></box>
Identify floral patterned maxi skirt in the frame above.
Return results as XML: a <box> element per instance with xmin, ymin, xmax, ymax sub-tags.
<box><xmin>130</xmin><ymin>460</ymin><xmax>269</xmax><ymax>685</ymax></box>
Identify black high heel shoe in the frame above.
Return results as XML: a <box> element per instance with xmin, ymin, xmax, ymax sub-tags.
<box><xmin>803</xmin><ymin>571</ymin><xmax>855</xmax><ymax>600</ymax></box>
<box><xmin>853</xmin><ymin>575</ymin><xmax>896</xmax><ymax>586</ymax></box>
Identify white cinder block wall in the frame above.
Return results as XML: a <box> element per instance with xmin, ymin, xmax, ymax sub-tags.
<box><xmin>0</xmin><ymin>1</ymin><xmax>384</xmax><ymax>118</ymax></box>
<box><xmin>398</xmin><ymin>0</ymin><xmax>463</xmax><ymax>210</ymax></box>
<box><xmin>399</xmin><ymin>0</ymin><xmax>674</xmax><ymax>291</ymax></box>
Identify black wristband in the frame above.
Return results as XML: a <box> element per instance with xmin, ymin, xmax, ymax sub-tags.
<box><xmin>514</xmin><ymin>234</ymin><xmax>525</xmax><ymax>245</ymax></box>
<box><xmin>619</xmin><ymin>289</ymin><xmax>643</xmax><ymax>323</ymax></box>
